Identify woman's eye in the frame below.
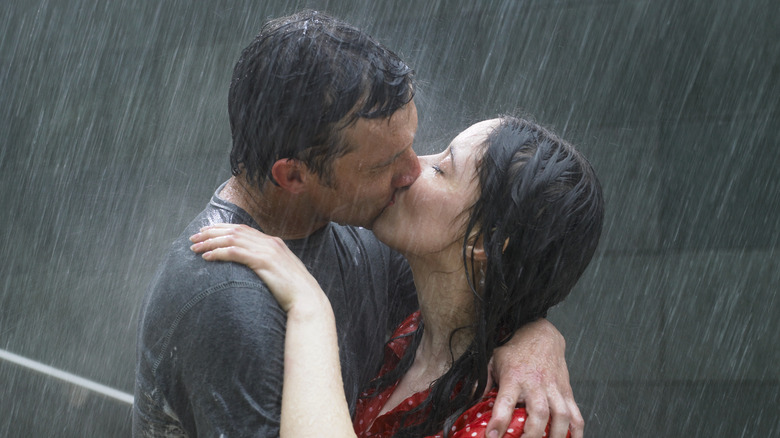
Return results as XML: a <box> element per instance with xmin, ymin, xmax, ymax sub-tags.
<box><xmin>432</xmin><ymin>164</ymin><xmax>444</xmax><ymax>175</ymax></box>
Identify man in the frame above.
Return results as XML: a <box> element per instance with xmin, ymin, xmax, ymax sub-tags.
<box><xmin>134</xmin><ymin>10</ymin><xmax>583</xmax><ymax>438</ymax></box>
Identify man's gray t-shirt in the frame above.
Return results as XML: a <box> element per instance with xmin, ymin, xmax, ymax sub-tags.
<box><xmin>133</xmin><ymin>184</ymin><xmax>416</xmax><ymax>437</ymax></box>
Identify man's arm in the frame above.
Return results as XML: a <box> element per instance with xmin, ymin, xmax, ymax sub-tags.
<box><xmin>487</xmin><ymin>318</ymin><xmax>583</xmax><ymax>438</ymax></box>
<box><xmin>383</xmin><ymin>249</ymin><xmax>581</xmax><ymax>438</ymax></box>
<box><xmin>167</xmin><ymin>284</ymin><xmax>287</xmax><ymax>436</ymax></box>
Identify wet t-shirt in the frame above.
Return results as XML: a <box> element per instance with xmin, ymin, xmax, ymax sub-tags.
<box><xmin>133</xmin><ymin>182</ymin><xmax>416</xmax><ymax>437</ymax></box>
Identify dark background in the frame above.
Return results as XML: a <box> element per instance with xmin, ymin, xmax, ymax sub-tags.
<box><xmin>1</xmin><ymin>0</ymin><xmax>778</xmax><ymax>436</ymax></box>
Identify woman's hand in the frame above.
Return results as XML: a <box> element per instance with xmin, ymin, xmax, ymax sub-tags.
<box><xmin>190</xmin><ymin>223</ymin><xmax>326</xmax><ymax>314</ymax></box>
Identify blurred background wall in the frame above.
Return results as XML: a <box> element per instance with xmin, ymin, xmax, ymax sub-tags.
<box><xmin>1</xmin><ymin>0</ymin><xmax>777</xmax><ymax>435</ymax></box>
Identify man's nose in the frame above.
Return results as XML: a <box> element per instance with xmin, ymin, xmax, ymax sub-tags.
<box><xmin>391</xmin><ymin>150</ymin><xmax>421</xmax><ymax>188</ymax></box>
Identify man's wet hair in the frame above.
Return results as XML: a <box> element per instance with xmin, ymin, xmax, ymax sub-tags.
<box><xmin>228</xmin><ymin>10</ymin><xmax>415</xmax><ymax>187</ymax></box>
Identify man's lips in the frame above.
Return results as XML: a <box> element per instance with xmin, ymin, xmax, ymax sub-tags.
<box><xmin>388</xmin><ymin>186</ymin><xmax>411</xmax><ymax>207</ymax></box>
<box><xmin>381</xmin><ymin>192</ymin><xmax>398</xmax><ymax>215</ymax></box>
<box><xmin>383</xmin><ymin>187</ymin><xmax>408</xmax><ymax>212</ymax></box>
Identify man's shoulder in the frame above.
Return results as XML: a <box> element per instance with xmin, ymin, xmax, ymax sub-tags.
<box><xmin>138</xmin><ymin>203</ymin><xmax>278</xmax><ymax>336</ymax></box>
<box><xmin>150</xmin><ymin>205</ymin><xmax>258</xmax><ymax>291</ymax></box>
<box><xmin>134</xmin><ymin>189</ymin><xmax>285</xmax><ymax>438</ymax></box>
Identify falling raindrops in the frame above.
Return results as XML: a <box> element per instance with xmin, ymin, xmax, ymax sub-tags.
<box><xmin>0</xmin><ymin>1</ymin><xmax>777</xmax><ymax>436</ymax></box>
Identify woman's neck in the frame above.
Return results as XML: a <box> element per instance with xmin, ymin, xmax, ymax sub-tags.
<box><xmin>406</xmin><ymin>252</ymin><xmax>476</xmax><ymax>379</ymax></box>
<box><xmin>376</xmin><ymin>250</ymin><xmax>478</xmax><ymax>417</ymax></box>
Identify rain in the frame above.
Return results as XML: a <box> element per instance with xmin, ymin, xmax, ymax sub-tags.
<box><xmin>1</xmin><ymin>0</ymin><xmax>778</xmax><ymax>436</ymax></box>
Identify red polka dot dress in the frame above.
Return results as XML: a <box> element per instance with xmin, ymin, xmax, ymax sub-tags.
<box><xmin>353</xmin><ymin>312</ymin><xmax>567</xmax><ymax>438</ymax></box>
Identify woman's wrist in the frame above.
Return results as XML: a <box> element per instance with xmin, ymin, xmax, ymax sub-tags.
<box><xmin>286</xmin><ymin>293</ymin><xmax>334</xmax><ymax>322</ymax></box>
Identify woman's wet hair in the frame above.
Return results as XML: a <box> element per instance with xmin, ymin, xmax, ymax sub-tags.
<box><xmin>370</xmin><ymin>116</ymin><xmax>604</xmax><ymax>437</ymax></box>
<box><xmin>228</xmin><ymin>10</ymin><xmax>415</xmax><ymax>187</ymax></box>
<box><xmin>469</xmin><ymin>116</ymin><xmax>604</xmax><ymax>341</ymax></box>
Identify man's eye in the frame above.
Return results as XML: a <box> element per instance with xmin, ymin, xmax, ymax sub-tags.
<box><xmin>432</xmin><ymin>164</ymin><xmax>443</xmax><ymax>175</ymax></box>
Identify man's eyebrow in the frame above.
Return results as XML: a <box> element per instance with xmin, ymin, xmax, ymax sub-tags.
<box><xmin>449</xmin><ymin>145</ymin><xmax>456</xmax><ymax>172</ymax></box>
<box><xmin>371</xmin><ymin>145</ymin><xmax>409</xmax><ymax>169</ymax></box>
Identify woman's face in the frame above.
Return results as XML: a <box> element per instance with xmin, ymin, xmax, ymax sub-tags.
<box><xmin>373</xmin><ymin>119</ymin><xmax>500</xmax><ymax>257</ymax></box>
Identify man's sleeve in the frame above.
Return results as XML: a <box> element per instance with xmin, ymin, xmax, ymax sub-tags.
<box><xmin>163</xmin><ymin>283</ymin><xmax>286</xmax><ymax>436</ymax></box>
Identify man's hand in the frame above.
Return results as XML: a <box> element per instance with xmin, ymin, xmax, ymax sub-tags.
<box><xmin>486</xmin><ymin>319</ymin><xmax>583</xmax><ymax>438</ymax></box>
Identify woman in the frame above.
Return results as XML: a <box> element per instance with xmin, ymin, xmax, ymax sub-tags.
<box><xmin>190</xmin><ymin>117</ymin><xmax>604</xmax><ymax>437</ymax></box>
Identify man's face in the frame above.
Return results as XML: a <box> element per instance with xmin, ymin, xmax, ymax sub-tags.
<box><xmin>306</xmin><ymin>100</ymin><xmax>421</xmax><ymax>229</ymax></box>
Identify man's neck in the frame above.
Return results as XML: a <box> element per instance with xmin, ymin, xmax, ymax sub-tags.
<box><xmin>219</xmin><ymin>176</ymin><xmax>329</xmax><ymax>240</ymax></box>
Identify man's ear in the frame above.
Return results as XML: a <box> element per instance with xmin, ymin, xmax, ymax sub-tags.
<box><xmin>270</xmin><ymin>159</ymin><xmax>309</xmax><ymax>194</ymax></box>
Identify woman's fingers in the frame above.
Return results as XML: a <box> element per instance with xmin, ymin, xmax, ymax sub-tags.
<box><xmin>188</xmin><ymin>223</ymin><xmax>322</xmax><ymax>313</ymax></box>
<box><xmin>200</xmin><ymin>244</ymin><xmax>251</xmax><ymax>263</ymax></box>
<box><xmin>190</xmin><ymin>224</ymin><xmax>279</xmax><ymax>254</ymax></box>
<box><xmin>191</xmin><ymin>223</ymin><xmax>257</xmax><ymax>243</ymax></box>
<box><xmin>191</xmin><ymin>236</ymin><xmax>234</xmax><ymax>254</ymax></box>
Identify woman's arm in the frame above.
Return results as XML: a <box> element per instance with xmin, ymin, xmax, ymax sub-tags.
<box><xmin>190</xmin><ymin>224</ymin><xmax>356</xmax><ymax>438</ymax></box>
<box><xmin>279</xmin><ymin>287</ymin><xmax>355</xmax><ymax>437</ymax></box>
